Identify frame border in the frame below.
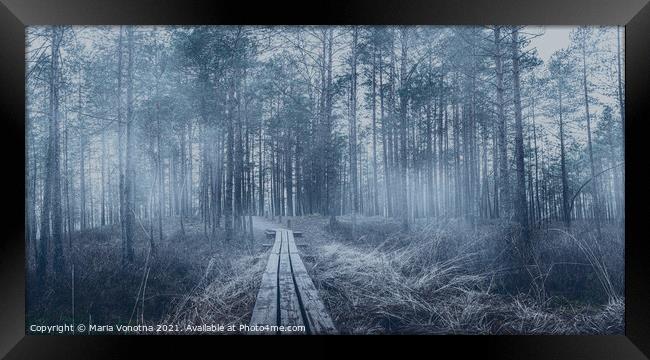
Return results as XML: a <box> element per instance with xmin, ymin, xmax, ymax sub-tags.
<box><xmin>1</xmin><ymin>0</ymin><xmax>648</xmax><ymax>358</ymax></box>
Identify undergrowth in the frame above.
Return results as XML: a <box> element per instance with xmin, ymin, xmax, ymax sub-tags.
<box><xmin>27</xmin><ymin>215</ymin><xmax>624</xmax><ymax>335</ymax></box>
<box><xmin>308</xmin><ymin>217</ymin><xmax>624</xmax><ymax>334</ymax></box>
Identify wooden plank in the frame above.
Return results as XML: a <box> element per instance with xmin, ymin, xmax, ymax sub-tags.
<box><xmin>248</xmin><ymin>250</ymin><xmax>280</xmax><ymax>334</ymax></box>
<box><xmin>289</xmin><ymin>245</ymin><xmax>338</xmax><ymax>334</ymax></box>
<box><xmin>286</xmin><ymin>230</ymin><xmax>299</xmax><ymax>254</ymax></box>
<box><xmin>249</xmin><ymin>230</ymin><xmax>283</xmax><ymax>334</ymax></box>
<box><xmin>277</xmin><ymin>231</ymin><xmax>305</xmax><ymax>334</ymax></box>
<box><xmin>270</xmin><ymin>230</ymin><xmax>282</xmax><ymax>254</ymax></box>
<box><xmin>278</xmin><ymin>230</ymin><xmax>287</xmax><ymax>254</ymax></box>
<box><xmin>250</xmin><ymin>229</ymin><xmax>335</xmax><ymax>335</ymax></box>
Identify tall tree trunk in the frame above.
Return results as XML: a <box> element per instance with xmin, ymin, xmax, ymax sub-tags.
<box><xmin>187</xmin><ymin>119</ymin><xmax>193</xmax><ymax>216</ymax></box>
<box><xmin>79</xmin><ymin>131</ymin><xmax>86</xmax><ymax>230</ymax></box>
<box><xmin>437</xmin><ymin>75</ymin><xmax>445</xmax><ymax>218</ymax></box>
<box><xmin>38</xmin><ymin>27</ymin><xmax>65</xmax><ymax>282</ymax></box>
<box><xmin>349</xmin><ymin>28</ymin><xmax>359</xmax><ymax>238</ymax></box>
<box><xmin>492</xmin><ymin>103</ymin><xmax>499</xmax><ymax>218</ymax></box>
<box><xmin>379</xmin><ymin>48</ymin><xmax>392</xmax><ymax>217</ymax></box>
<box><xmin>452</xmin><ymin>91</ymin><xmax>461</xmax><ymax>217</ymax></box>
<box><xmin>225</xmin><ymin>76</ymin><xmax>235</xmax><ymax>242</ymax></box>
<box><xmin>234</xmin><ymin>73</ymin><xmax>243</xmax><ymax>232</ymax></box>
<box><xmin>325</xmin><ymin>29</ymin><xmax>337</xmax><ymax>224</ymax></box>
<box><xmin>285</xmin><ymin>127</ymin><xmax>294</xmax><ymax>217</ymax></box>
<box><xmin>531</xmin><ymin>81</ymin><xmax>542</xmax><ymax>224</ymax></box>
<box><xmin>40</xmin><ymin>26</ymin><xmax>65</xmax><ymax>277</ymax></box>
<box><xmin>28</xmin><ymin>128</ymin><xmax>38</xmax><ymax>264</ymax></box>
<box><xmin>494</xmin><ymin>27</ymin><xmax>510</xmax><ymax>216</ymax></box>
<box><xmin>511</xmin><ymin>28</ymin><xmax>529</xmax><ymax>238</ymax></box>
<box><xmin>616</xmin><ymin>26</ymin><xmax>625</xmax><ymax>225</ymax></box>
<box><xmin>101</xmin><ymin>129</ymin><xmax>106</xmax><ymax>227</ymax></box>
<box><xmin>558</xmin><ymin>72</ymin><xmax>570</xmax><ymax>228</ymax></box>
<box><xmin>617</xmin><ymin>26</ymin><xmax>625</xmax><ymax>132</ymax></box>
<box><xmin>124</xmin><ymin>26</ymin><xmax>135</xmax><ymax>262</ymax></box>
<box><xmin>580</xmin><ymin>30</ymin><xmax>602</xmax><ymax>237</ymax></box>
<box><xmin>157</xmin><ymin>103</ymin><xmax>164</xmax><ymax>243</ymax></box>
<box><xmin>398</xmin><ymin>27</ymin><xmax>409</xmax><ymax>230</ymax></box>
<box><xmin>50</xmin><ymin>27</ymin><xmax>64</xmax><ymax>274</ymax></box>
<box><xmin>426</xmin><ymin>102</ymin><xmax>434</xmax><ymax>218</ymax></box>
<box><xmin>258</xmin><ymin>110</ymin><xmax>264</xmax><ymax>215</ymax></box>
<box><xmin>371</xmin><ymin>46</ymin><xmax>379</xmax><ymax>216</ymax></box>
<box><xmin>116</xmin><ymin>26</ymin><xmax>127</xmax><ymax>263</ymax></box>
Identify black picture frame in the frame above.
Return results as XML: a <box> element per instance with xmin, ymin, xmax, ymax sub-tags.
<box><xmin>1</xmin><ymin>0</ymin><xmax>648</xmax><ymax>358</ymax></box>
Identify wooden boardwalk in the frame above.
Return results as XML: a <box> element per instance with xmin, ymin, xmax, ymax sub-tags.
<box><xmin>249</xmin><ymin>229</ymin><xmax>337</xmax><ymax>334</ymax></box>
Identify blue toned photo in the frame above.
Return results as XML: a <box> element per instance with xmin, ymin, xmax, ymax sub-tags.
<box><xmin>25</xmin><ymin>25</ymin><xmax>624</xmax><ymax>335</ymax></box>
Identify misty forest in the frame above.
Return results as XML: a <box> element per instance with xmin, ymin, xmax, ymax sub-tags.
<box><xmin>26</xmin><ymin>25</ymin><xmax>625</xmax><ymax>334</ymax></box>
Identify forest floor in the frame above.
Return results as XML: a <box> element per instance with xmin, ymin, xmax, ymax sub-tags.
<box><xmin>27</xmin><ymin>214</ymin><xmax>624</xmax><ymax>335</ymax></box>
<box><xmin>293</xmin><ymin>216</ymin><xmax>624</xmax><ymax>334</ymax></box>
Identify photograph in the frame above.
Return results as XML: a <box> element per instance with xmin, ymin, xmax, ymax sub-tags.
<box><xmin>25</xmin><ymin>25</ymin><xmax>625</xmax><ymax>335</ymax></box>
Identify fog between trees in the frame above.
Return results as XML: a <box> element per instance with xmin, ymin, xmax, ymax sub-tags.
<box><xmin>27</xmin><ymin>25</ymin><xmax>624</xmax><ymax>294</ymax></box>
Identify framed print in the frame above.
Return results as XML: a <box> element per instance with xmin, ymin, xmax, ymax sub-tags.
<box><xmin>1</xmin><ymin>0</ymin><xmax>649</xmax><ymax>358</ymax></box>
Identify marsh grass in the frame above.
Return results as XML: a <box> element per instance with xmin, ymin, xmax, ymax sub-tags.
<box><xmin>307</xmin><ymin>217</ymin><xmax>624</xmax><ymax>334</ymax></box>
<box><xmin>26</xmin><ymin>217</ymin><xmax>261</xmax><ymax>333</ymax></box>
<box><xmin>27</xmin><ymin>215</ymin><xmax>623</xmax><ymax>335</ymax></box>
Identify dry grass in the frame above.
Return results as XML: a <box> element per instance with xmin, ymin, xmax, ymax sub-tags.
<box><xmin>26</xmin><ymin>217</ymin><xmax>264</xmax><ymax>332</ymax></box>
<box><xmin>162</xmin><ymin>253</ymin><xmax>265</xmax><ymax>333</ymax></box>
<box><xmin>306</xmin><ymin>217</ymin><xmax>624</xmax><ymax>335</ymax></box>
<box><xmin>27</xmin><ymin>215</ymin><xmax>623</xmax><ymax>335</ymax></box>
